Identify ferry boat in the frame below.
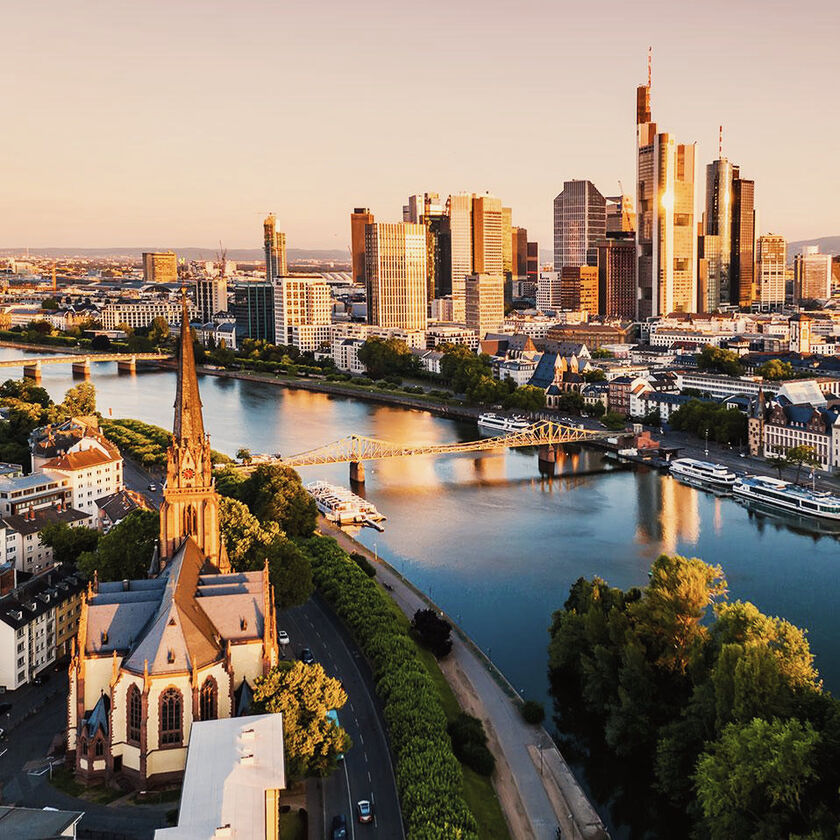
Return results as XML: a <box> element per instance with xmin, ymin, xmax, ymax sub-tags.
<box><xmin>733</xmin><ymin>475</ymin><xmax>840</xmax><ymax>521</ymax></box>
<box><xmin>305</xmin><ymin>481</ymin><xmax>386</xmax><ymax>528</ymax></box>
<box><xmin>669</xmin><ymin>458</ymin><xmax>737</xmax><ymax>489</ymax></box>
<box><xmin>477</xmin><ymin>413</ymin><xmax>531</xmax><ymax>434</ymax></box>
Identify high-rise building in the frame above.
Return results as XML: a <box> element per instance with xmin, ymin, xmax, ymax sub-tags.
<box><xmin>471</xmin><ymin>194</ymin><xmax>503</xmax><ymax>275</ymax></box>
<box><xmin>795</xmin><ymin>246</ymin><xmax>832</xmax><ymax>303</ymax></box>
<box><xmin>512</xmin><ymin>227</ymin><xmax>528</xmax><ymax>278</ymax></box>
<box><xmin>350</xmin><ymin>207</ymin><xmax>374</xmax><ymax>286</ymax></box>
<box><xmin>365</xmin><ymin>223</ymin><xmax>428</xmax><ymax>331</ymax></box>
<box><xmin>501</xmin><ymin>206</ymin><xmax>513</xmax><ymax>276</ymax></box>
<box><xmin>142</xmin><ymin>252</ymin><xmax>177</xmax><ymax>284</ymax></box>
<box><xmin>465</xmin><ymin>273</ymin><xmax>504</xmax><ymax>338</ymax></box>
<box><xmin>731</xmin><ymin>177</ymin><xmax>756</xmax><ymax>307</ymax></box>
<box><xmin>553</xmin><ymin>181</ymin><xmax>606</xmax><ymax>271</ymax></box>
<box><xmin>447</xmin><ymin>194</ymin><xmax>473</xmax><ymax>321</ymax></box>
<box><xmin>756</xmin><ymin>234</ymin><xmax>786</xmax><ymax>309</ymax></box>
<box><xmin>697</xmin><ymin>231</ymin><xmax>721</xmax><ymax>313</ymax></box>
<box><xmin>526</xmin><ymin>242</ymin><xmax>539</xmax><ymax>287</ymax></box>
<box><xmin>195</xmin><ymin>277</ymin><xmax>228</xmax><ymax>322</ymax></box>
<box><xmin>560</xmin><ymin>266</ymin><xmax>599</xmax><ymax>314</ymax></box>
<box><xmin>536</xmin><ymin>271</ymin><xmax>561</xmax><ymax>311</ymax></box>
<box><xmin>635</xmin><ymin>76</ymin><xmax>697</xmax><ymax>317</ymax></box>
<box><xmin>704</xmin><ymin>157</ymin><xmax>735</xmax><ymax>307</ymax></box>
<box><xmin>233</xmin><ymin>282</ymin><xmax>275</xmax><ymax>343</ymax></box>
<box><xmin>274</xmin><ymin>275</ymin><xmax>332</xmax><ymax>348</ymax></box>
<box><xmin>606</xmin><ymin>195</ymin><xmax>636</xmax><ymax>235</ymax></box>
<box><xmin>263</xmin><ymin>214</ymin><xmax>287</xmax><ymax>281</ymax></box>
<box><xmin>597</xmin><ymin>239</ymin><xmax>636</xmax><ymax>319</ymax></box>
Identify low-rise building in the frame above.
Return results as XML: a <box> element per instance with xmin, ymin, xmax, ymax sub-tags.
<box><xmin>608</xmin><ymin>376</ymin><xmax>652</xmax><ymax>416</ymax></box>
<box><xmin>95</xmin><ymin>489</ymin><xmax>152</xmax><ymax>532</ymax></box>
<box><xmin>2</xmin><ymin>507</ymin><xmax>93</xmax><ymax>574</ymax></box>
<box><xmin>634</xmin><ymin>391</ymin><xmax>694</xmax><ymax>423</ymax></box>
<box><xmin>0</xmin><ymin>806</ymin><xmax>83</xmax><ymax>839</ymax></box>
<box><xmin>0</xmin><ymin>472</ymin><xmax>72</xmax><ymax>518</ymax></box>
<box><xmin>331</xmin><ymin>337</ymin><xmax>366</xmax><ymax>374</ymax></box>
<box><xmin>101</xmin><ymin>300</ymin><xmax>196</xmax><ymax>331</ymax></box>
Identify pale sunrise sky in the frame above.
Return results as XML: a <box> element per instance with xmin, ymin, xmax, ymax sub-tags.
<box><xmin>3</xmin><ymin>0</ymin><xmax>838</xmax><ymax>252</ymax></box>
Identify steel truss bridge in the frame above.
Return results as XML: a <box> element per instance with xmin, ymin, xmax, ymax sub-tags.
<box><xmin>249</xmin><ymin>420</ymin><xmax>610</xmax><ymax>482</ymax></box>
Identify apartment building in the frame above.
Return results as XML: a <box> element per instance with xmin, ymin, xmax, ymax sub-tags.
<box><xmin>101</xmin><ymin>300</ymin><xmax>197</xmax><ymax>331</ymax></box>
<box><xmin>274</xmin><ymin>275</ymin><xmax>332</xmax><ymax>350</ymax></box>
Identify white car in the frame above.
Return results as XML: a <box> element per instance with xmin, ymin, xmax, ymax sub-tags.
<box><xmin>278</xmin><ymin>630</ymin><xmax>290</xmax><ymax>646</ymax></box>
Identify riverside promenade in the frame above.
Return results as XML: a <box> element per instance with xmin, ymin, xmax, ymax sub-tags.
<box><xmin>318</xmin><ymin>517</ymin><xmax>609</xmax><ymax>840</ymax></box>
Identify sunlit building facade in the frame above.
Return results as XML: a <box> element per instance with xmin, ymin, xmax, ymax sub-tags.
<box><xmin>756</xmin><ymin>234</ymin><xmax>787</xmax><ymax>309</ymax></box>
<box><xmin>465</xmin><ymin>273</ymin><xmax>504</xmax><ymax>338</ymax></box>
<box><xmin>553</xmin><ymin>180</ymin><xmax>606</xmax><ymax>272</ymax></box>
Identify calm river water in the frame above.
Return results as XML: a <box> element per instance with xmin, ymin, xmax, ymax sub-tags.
<box><xmin>5</xmin><ymin>350</ymin><xmax>840</xmax><ymax>830</ymax></box>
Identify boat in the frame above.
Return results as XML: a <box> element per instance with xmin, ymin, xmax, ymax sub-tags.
<box><xmin>477</xmin><ymin>413</ymin><xmax>531</xmax><ymax>434</ymax></box>
<box><xmin>305</xmin><ymin>481</ymin><xmax>386</xmax><ymax>527</ymax></box>
<box><xmin>669</xmin><ymin>458</ymin><xmax>737</xmax><ymax>489</ymax></box>
<box><xmin>732</xmin><ymin>475</ymin><xmax>840</xmax><ymax>520</ymax></box>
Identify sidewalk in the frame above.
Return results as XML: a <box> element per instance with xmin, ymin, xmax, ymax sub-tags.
<box><xmin>319</xmin><ymin>518</ymin><xmax>609</xmax><ymax>840</ymax></box>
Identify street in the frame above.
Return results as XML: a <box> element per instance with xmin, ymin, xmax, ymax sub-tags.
<box><xmin>280</xmin><ymin>597</ymin><xmax>403</xmax><ymax>840</ymax></box>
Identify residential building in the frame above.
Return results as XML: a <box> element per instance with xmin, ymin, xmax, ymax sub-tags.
<box><xmin>68</xmin><ymin>304</ymin><xmax>278</xmax><ymax>788</ymax></box>
<box><xmin>795</xmin><ymin>246</ymin><xmax>832</xmax><ymax>303</ymax></box>
<box><xmin>331</xmin><ymin>337</ymin><xmax>366</xmax><ymax>374</ymax></box>
<box><xmin>608</xmin><ymin>375</ymin><xmax>652</xmax><ymax>415</ymax></box>
<box><xmin>0</xmin><ymin>805</ymin><xmax>83</xmax><ymax>839</ymax></box>
<box><xmin>597</xmin><ymin>238</ymin><xmax>636</xmax><ymax>319</ymax></box>
<box><xmin>154</xmin><ymin>715</ymin><xmax>285</xmax><ymax>840</ymax></box>
<box><xmin>447</xmin><ymin>193</ymin><xmax>473</xmax><ymax>321</ymax></box>
<box><xmin>0</xmin><ymin>563</ymin><xmax>85</xmax><ymax>689</ymax></box>
<box><xmin>95</xmin><ymin>489</ymin><xmax>152</xmax><ymax>533</ymax></box>
<box><xmin>756</xmin><ymin>234</ymin><xmax>786</xmax><ymax>309</ymax></box>
<box><xmin>365</xmin><ymin>222</ymin><xmax>427</xmax><ymax>331</ymax></box>
<box><xmin>425</xmin><ymin>324</ymin><xmax>479</xmax><ymax>350</ymax></box>
<box><xmin>537</xmin><ymin>271</ymin><xmax>562</xmax><ymax>311</ymax></box>
<box><xmin>274</xmin><ymin>275</ymin><xmax>332</xmax><ymax>349</ymax></box>
<box><xmin>465</xmin><ymin>274</ymin><xmax>505</xmax><ymax>339</ymax></box>
<box><xmin>760</xmin><ymin>398</ymin><xmax>840</xmax><ymax>470</ymax></box>
<box><xmin>635</xmin><ymin>391</ymin><xmax>694</xmax><ymax>422</ymax></box>
<box><xmin>554</xmin><ymin>180</ymin><xmax>606</xmax><ymax>271</ymax></box>
<box><xmin>101</xmin><ymin>300</ymin><xmax>197</xmax><ymax>331</ymax></box>
<box><xmin>0</xmin><ymin>471</ymin><xmax>73</xmax><ymax>517</ymax></box>
<box><xmin>195</xmin><ymin>276</ymin><xmax>228</xmax><ymax>322</ymax></box>
<box><xmin>560</xmin><ymin>266</ymin><xmax>598</xmax><ymax>314</ymax></box>
<box><xmin>233</xmin><ymin>282</ymin><xmax>275</xmax><ymax>343</ymax></box>
<box><xmin>635</xmin><ymin>78</ymin><xmax>697</xmax><ymax>317</ymax></box>
<box><xmin>263</xmin><ymin>214</ymin><xmax>287</xmax><ymax>281</ymax></box>
<box><xmin>3</xmin><ymin>507</ymin><xmax>92</xmax><ymax>573</ymax></box>
<box><xmin>350</xmin><ymin>208</ymin><xmax>374</xmax><ymax>287</ymax></box>
<box><xmin>142</xmin><ymin>252</ymin><xmax>177</xmax><ymax>285</ymax></box>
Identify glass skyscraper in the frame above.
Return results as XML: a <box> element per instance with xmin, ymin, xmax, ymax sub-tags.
<box><xmin>553</xmin><ymin>180</ymin><xmax>606</xmax><ymax>272</ymax></box>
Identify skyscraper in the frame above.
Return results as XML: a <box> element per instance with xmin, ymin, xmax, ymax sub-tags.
<box><xmin>263</xmin><ymin>214</ymin><xmax>287</xmax><ymax>281</ymax></box>
<box><xmin>597</xmin><ymin>238</ymin><xmax>636</xmax><ymax>319</ymax></box>
<box><xmin>350</xmin><ymin>207</ymin><xmax>374</xmax><ymax>286</ymax></box>
<box><xmin>471</xmin><ymin>194</ymin><xmax>503</xmax><ymax>275</ymax></box>
<box><xmin>731</xmin><ymin>178</ymin><xmax>756</xmax><ymax>307</ymax></box>
<box><xmin>606</xmin><ymin>195</ymin><xmax>635</xmax><ymax>234</ymax></box>
<box><xmin>233</xmin><ymin>282</ymin><xmax>275</xmax><ymax>343</ymax></box>
<box><xmin>553</xmin><ymin>180</ymin><xmax>606</xmax><ymax>272</ymax></box>
<box><xmin>794</xmin><ymin>246</ymin><xmax>832</xmax><ymax>304</ymax></box>
<box><xmin>274</xmin><ymin>275</ymin><xmax>332</xmax><ymax>348</ymax></box>
<box><xmin>142</xmin><ymin>252</ymin><xmax>178</xmax><ymax>284</ymax></box>
<box><xmin>635</xmin><ymin>72</ymin><xmax>697</xmax><ymax>317</ymax></box>
<box><xmin>560</xmin><ymin>266</ymin><xmax>599</xmax><ymax>314</ymax></box>
<box><xmin>756</xmin><ymin>234</ymin><xmax>786</xmax><ymax>309</ymax></box>
<box><xmin>465</xmin><ymin>273</ymin><xmax>505</xmax><ymax>338</ymax></box>
<box><xmin>501</xmin><ymin>206</ymin><xmax>513</xmax><ymax>277</ymax></box>
<box><xmin>704</xmin><ymin>157</ymin><xmax>734</xmax><ymax>308</ymax></box>
<box><xmin>526</xmin><ymin>241</ymin><xmax>539</xmax><ymax>288</ymax></box>
<box><xmin>195</xmin><ymin>276</ymin><xmax>228</xmax><ymax>322</ymax></box>
<box><xmin>511</xmin><ymin>227</ymin><xmax>528</xmax><ymax>278</ymax></box>
<box><xmin>447</xmin><ymin>193</ymin><xmax>473</xmax><ymax>321</ymax></box>
<box><xmin>365</xmin><ymin>223</ymin><xmax>428</xmax><ymax>331</ymax></box>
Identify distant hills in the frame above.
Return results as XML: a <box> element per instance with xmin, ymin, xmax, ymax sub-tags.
<box><xmin>787</xmin><ymin>237</ymin><xmax>840</xmax><ymax>258</ymax></box>
<box><xmin>0</xmin><ymin>246</ymin><xmax>349</xmax><ymax>262</ymax></box>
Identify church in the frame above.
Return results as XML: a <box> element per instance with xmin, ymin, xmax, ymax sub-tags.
<box><xmin>68</xmin><ymin>299</ymin><xmax>278</xmax><ymax>787</ymax></box>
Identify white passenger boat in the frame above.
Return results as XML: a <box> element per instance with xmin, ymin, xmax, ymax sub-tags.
<box><xmin>305</xmin><ymin>481</ymin><xmax>386</xmax><ymax>527</ymax></box>
<box><xmin>477</xmin><ymin>413</ymin><xmax>531</xmax><ymax>434</ymax></box>
<box><xmin>733</xmin><ymin>475</ymin><xmax>840</xmax><ymax>521</ymax></box>
<box><xmin>669</xmin><ymin>458</ymin><xmax>737</xmax><ymax>489</ymax></box>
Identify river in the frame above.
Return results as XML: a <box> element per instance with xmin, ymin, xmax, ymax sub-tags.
<box><xmin>5</xmin><ymin>350</ymin><xmax>840</xmax><ymax>831</ymax></box>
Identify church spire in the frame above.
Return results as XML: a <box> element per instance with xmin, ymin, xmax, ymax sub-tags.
<box><xmin>173</xmin><ymin>291</ymin><xmax>205</xmax><ymax>443</ymax></box>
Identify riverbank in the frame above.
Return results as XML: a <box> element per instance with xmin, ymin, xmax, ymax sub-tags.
<box><xmin>317</xmin><ymin>516</ymin><xmax>608</xmax><ymax>840</ymax></box>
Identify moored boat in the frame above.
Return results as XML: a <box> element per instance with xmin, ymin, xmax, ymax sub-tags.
<box><xmin>733</xmin><ymin>475</ymin><xmax>840</xmax><ymax>520</ymax></box>
<box><xmin>477</xmin><ymin>413</ymin><xmax>531</xmax><ymax>434</ymax></box>
<box><xmin>669</xmin><ymin>457</ymin><xmax>737</xmax><ymax>489</ymax></box>
<box><xmin>305</xmin><ymin>481</ymin><xmax>386</xmax><ymax>527</ymax></box>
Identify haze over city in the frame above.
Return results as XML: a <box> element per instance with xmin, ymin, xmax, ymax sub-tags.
<box><xmin>3</xmin><ymin>0</ymin><xmax>838</xmax><ymax>250</ymax></box>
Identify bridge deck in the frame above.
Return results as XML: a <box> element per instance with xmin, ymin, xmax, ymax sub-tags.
<box><xmin>0</xmin><ymin>353</ymin><xmax>167</xmax><ymax>367</ymax></box>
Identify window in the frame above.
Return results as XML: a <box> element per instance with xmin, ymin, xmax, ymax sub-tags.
<box><xmin>159</xmin><ymin>688</ymin><xmax>182</xmax><ymax>746</ymax></box>
<box><xmin>127</xmin><ymin>684</ymin><xmax>142</xmax><ymax>744</ymax></box>
<box><xmin>80</xmin><ymin>737</ymin><xmax>88</xmax><ymax>754</ymax></box>
<box><xmin>95</xmin><ymin>739</ymin><xmax>104</xmax><ymax>757</ymax></box>
<box><xmin>200</xmin><ymin>677</ymin><xmax>218</xmax><ymax>721</ymax></box>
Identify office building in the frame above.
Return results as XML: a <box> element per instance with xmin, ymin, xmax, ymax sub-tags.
<box><xmin>537</xmin><ymin>271</ymin><xmax>562</xmax><ymax>311</ymax></box>
<box><xmin>606</xmin><ymin>195</ymin><xmax>635</xmax><ymax>234</ymax></box>
<box><xmin>795</xmin><ymin>246</ymin><xmax>832</xmax><ymax>303</ymax></box>
<box><xmin>447</xmin><ymin>194</ymin><xmax>473</xmax><ymax>321</ymax></box>
<box><xmin>553</xmin><ymin>180</ymin><xmax>606</xmax><ymax>271</ymax></box>
<box><xmin>142</xmin><ymin>252</ymin><xmax>177</xmax><ymax>285</ymax></box>
<box><xmin>635</xmin><ymin>78</ymin><xmax>697</xmax><ymax>317</ymax></box>
<box><xmin>756</xmin><ymin>234</ymin><xmax>786</xmax><ymax>309</ymax></box>
<box><xmin>731</xmin><ymin>175</ymin><xmax>756</xmax><ymax>307</ymax></box>
<box><xmin>501</xmin><ymin>206</ymin><xmax>513</xmax><ymax>277</ymax></box>
<box><xmin>233</xmin><ymin>282</ymin><xmax>275</xmax><ymax>342</ymax></box>
<box><xmin>598</xmin><ymin>238</ymin><xmax>636</xmax><ymax>319</ymax></box>
<box><xmin>350</xmin><ymin>207</ymin><xmax>374</xmax><ymax>286</ymax></box>
<box><xmin>512</xmin><ymin>227</ymin><xmax>528</xmax><ymax>279</ymax></box>
<box><xmin>560</xmin><ymin>266</ymin><xmax>599</xmax><ymax>314</ymax></box>
<box><xmin>471</xmin><ymin>194</ymin><xmax>503</xmax><ymax>276</ymax></box>
<box><xmin>704</xmin><ymin>157</ymin><xmax>735</xmax><ymax>307</ymax></box>
<box><xmin>526</xmin><ymin>241</ymin><xmax>539</xmax><ymax>286</ymax></box>
<box><xmin>365</xmin><ymin>223</ymin><xmax>428</xmax><ymax>331</ymax></box>
<box><xmin>697</xmin><ymin>231</ymin><xmax>722</xmax><ymax>313</ymax></box>
<box><xmin>195</xmin><ymin>276</ymin><xmax>228</xmax><ymax>321</ymax></box>
<box><xmin>274</xmin><ymin>274</ymin><xmax>332</xmax><ymax>350</ymax></box>
<box><xmin>263</xmin><ymin>213</ymin><xmax>287</xmax><ymax>281</ymax></box>
<box><xmin>465</xmin><ymin>273</ymin><xmax>505</xmax><ymax>338</ymax></box>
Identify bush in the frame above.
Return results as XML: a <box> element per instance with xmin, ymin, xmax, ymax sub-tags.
<box><xmin>520</xmin><ymin>699</ymin><xmax>545</xmax><ymax>725</ymax></box>
<box><xmin>350</xmin><ymin>551</ymin><xmax>376</xmax><ymax>577</ymax></box>
<box><xmin>448</xmin><ymin>713</ymin><xmax>496</xmax><ymax>777</ymax></box>
<box><xmin>411</xmin><ymin>608</ymin><xmax>453</xmax><ymax>659</ymax></box>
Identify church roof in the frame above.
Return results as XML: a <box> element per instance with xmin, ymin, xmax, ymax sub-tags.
<box><xmin>173</xmin><ymin>294</ymin><xmax>205</xmax><ymax>443</ymax></box>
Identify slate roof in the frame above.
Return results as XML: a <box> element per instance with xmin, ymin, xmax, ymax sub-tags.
<box><xmin>0</xmin><ymin>806</ymin><xmax>84</xmax><ymax>840</ymax></box>
<box><xmin>0</xmin><ymin>565</ymin><xmax>85</xmax><ymax>630</ymax></box>
<box><xmin>85</xmin><ymin>693</ymin><xmax>110</xmax><ymax>736</ymax></box>
<box><xmin>529</xmin><ymin>353</ymin><xmax>561</xmax><ymax>389</ymax></box>
<box><xmin>2</xmin><ymin>506</ymin><xmax>90</xmax><ymax>537</ymax></box>
<box><xmin>95</xmin><ymin>488</ymin><xmax>151</xmax><ymax>524</ymax></box>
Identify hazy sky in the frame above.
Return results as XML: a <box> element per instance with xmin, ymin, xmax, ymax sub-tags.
<box><xmin>3</xmin><ymin>0</ymin><xmax>838</xmax><ymax>252</ymax></box>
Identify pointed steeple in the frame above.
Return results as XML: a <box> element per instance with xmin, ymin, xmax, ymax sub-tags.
<box><xmin>173</xmin><ymin>291</ymin><xmax>205</xmax><ymax>442</ymax></box>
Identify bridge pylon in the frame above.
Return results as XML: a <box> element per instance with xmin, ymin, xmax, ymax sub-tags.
<box><xmin>23</xmin><ymin>361</ymin><xmax>42</xmax><ymax>383</ymax></box>
<box><xmin>117</xmin><ymin>355</ymin><xmax>137</xmax><ymax>373</ymax></box>
<box><xmin>349</xmin><ymin>461</ymin><xmax>365</xmax><ymax>484</ymax></box>
<box><xmin>71</xmin><ymin>358</ymin><xmax>91</xmax><ymax>378</ymax></box>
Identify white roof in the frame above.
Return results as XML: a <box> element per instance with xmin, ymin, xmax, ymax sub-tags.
<box><xmin>777</xmin><ymin>379</ymin><xmax>827</xmax><ymax>407</ymax></box>
<box><xmin>154</xmin><ymin>714</ymin><xmax>285</xmax><ymax>840</ymax></box>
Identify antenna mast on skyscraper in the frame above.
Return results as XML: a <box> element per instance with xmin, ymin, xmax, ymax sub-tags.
<box><xmin>648</xmin><ymin>46</ymin><xmax>652</xmax><ymax>88</ymax></box>
<box><xmin>719</xmin><ymin>125</ymin><xmax>723</xmax><ymax>159</ymax></box>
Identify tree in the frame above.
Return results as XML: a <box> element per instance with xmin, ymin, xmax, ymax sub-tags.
<box><xmin>41</xmin><ymin>297</ymin><xmax>60</xmax><ymax>310</ymax></box>
<box><xmin>583</xmin><ymin>368</ymin><xmax>606</xmax><ymax>382</ymax></box>
<box><xmin>148</xmin><ymin>316</ymin><xmax>171</xmax><ymax>346</ymax></box>
<box><xmin>757</xmin><ymin>359</ymin><xmax>795</xmax><ymax>381</ymax></box>
<box><xmin>39</xmin><ymin>522</ymin><xmax>100</xmax><ymax>565</ymax></box>
<box><xmin>696</xmin><ymin>345</ymin><xmax>744</xmax><ymax>377</ymax></box>
<box><xmin>90</xmin><ymin>334</ymin><xmax>111</xmax><ymax>351</ymax></box>
<box><xmin>115</xmin><ymin>321</ymin><xmax>134</xmax><ymax>337</ymax></box>
<box><xmin>76</xmin><ymin>509</ymin><xmax>158</xmax><ymax>581</ymax></box>
<box><xmin>591</xmin><ymin>348</ymin><xmax>613</xmax><ymax>359</ymax></box>
<box><xmin>767</xmin><ymin>453</ymin><xmax>789</xmax><ymax>478</ymax></box>
<box><xmin>411</xmin><ymin>608</ymin><xmax>453</xmax><ymax>658</ymax></box>
<box><xmin>694</xmin><ymin>717</ymin><xmax>820</xmax><ymax>840</ymax></box>
<box><xmin>602</xmin><ymin>410</ymin><xmax>626</xmax><ymax>430</ymax></box>
<box><xmin>785</xmin><ymin>444</ymin><xmax>820</xmax><ymax>484</ymax></box>
<box><xmin>240</xmin><ymin>464</ymin><xmax>317</xmax><ymax>537</ymax></box>
<box><xmin>252</xmin><ymin>661</ymin><xmax>351</xmax><ymax>778</ymax></box>
<box><xmin>264</xmin><ymin>536</ymin><xmax>314</xmax><ymax>609</ymax></box>
<box><xmin>588</xmin><ymin>401</ymin><xmax>606</xmax><ymax>418</ymax></box>
<box><xmin>503</xmin><ymin>384</ymin><xmax>545</xmax><ymax>411</ymax></box>
<box><xmin>357</xmin><ymin>337</ymin><xmax>419</xmax><ymax>379</ymax></box>
<box><xmin>236</xmin><ymin>447</ymin><xmax>252</xmax><ymax>464</ymax></box>
<box><xmin>60</xmin><ymin>381</ymin><xmax>96</xmax><ymax>416</ymax></box>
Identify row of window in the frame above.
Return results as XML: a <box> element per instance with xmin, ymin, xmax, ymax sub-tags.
<box><xmin>125</xmin><ymin>678</ymin><xmax>218</xmax><ymax>747</ymax></box>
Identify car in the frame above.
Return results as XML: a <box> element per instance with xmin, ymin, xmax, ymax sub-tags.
<box><xmin>148</xmin><ymin>483</ymin><xmax>158</xmax><ymax>491</ymax></box>
<box><xmin>356</xmin><ymin>799</ymin><xmax>373</xmax><ymax>823</ymax></box>
<box><xmin>0</xmin><ymin>703</ymin><xmax>10</xmax><ymax>715</ymax></box>
<box><xmin>0</xmin><ymin>728</ymin><xmax>5</xmax><ymax>740</ymax></box>
<box><xmin>33</xmin><ymin>673</ymin><xmax>49</xmax><ymax>686</ymax></box>
<box><xmin>299</xmin><ymin>647</ymin><xmax>315</xmax><ymax>665</ymax></box>
<box><xmin>278</xmin><ymin>630</ymin><xmax>290</xmax><ymax>646</ymax></box>
<box><xmin>331</xmin><ymin>814</ymin><xmax>347</xmax><ymax>840</ymax></box>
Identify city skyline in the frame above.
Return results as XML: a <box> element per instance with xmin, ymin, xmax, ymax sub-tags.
<box><xmin>3</xmin><ymin>0</ymin><xmax>838</xmax><ymax>251</ymax></box>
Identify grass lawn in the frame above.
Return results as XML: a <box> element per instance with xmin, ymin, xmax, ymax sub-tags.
<box><xmin>278</xmin><ymin>809</ymin><xmax>306</xmax><ymax>840</ymax></box>
<box><xmin>49</xmin><ymin>767</ymin><xmax>124</xmax><ymax>804</ymax></box>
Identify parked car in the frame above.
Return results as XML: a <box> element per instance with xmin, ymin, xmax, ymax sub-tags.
<box><xmin>278</xmin><ymin>630</ymin><xmax>290</xmax><ymax>646</ymax></box>
<box><xmin>331</xmin><ymin>814</ymin><xmax>347</xmax><ymax>840</ymax></box>
<box><xmin>148</xmin><ymin>483</ymin><xmax>158</xmax><ymax>491</ymax></box>
<box><xmin>299</xmin><ymin>648</ymin><xmax>315</xmax><ymax>665</ymax></box>
<box><xmin>33</xmin><ymin>673</ymin><xmax>49</xmax><ymax>686</ymax></box>
<box><xmin>356</xmin><ymin>800</ymin><xmax>373</xmax><ymax>823</ymax></box>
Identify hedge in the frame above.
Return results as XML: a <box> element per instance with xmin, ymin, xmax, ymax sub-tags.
<box><xmin>299</xmin><ymin>536</ymin><xmax>478</xmax><ymax>840</ymax></box>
